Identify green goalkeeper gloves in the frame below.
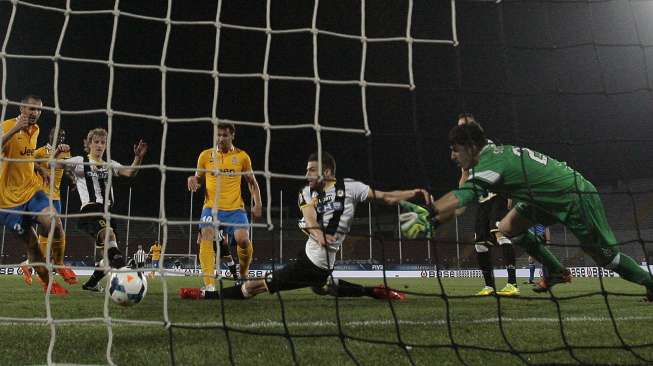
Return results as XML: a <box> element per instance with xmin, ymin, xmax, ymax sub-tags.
<box><xmin>399</xmin><ymin>201</ymin><xmax>435</xmax><ymax>239</ymax></box>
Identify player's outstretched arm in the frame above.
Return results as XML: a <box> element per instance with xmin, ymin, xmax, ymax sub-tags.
<box><xmin>399</xmin><ymin>190</ymin><xmax>462</xmax><ymax>240</ymax></box>
<box><xmin>117</xmin><ymin>139</ymin><xmax>148</xmax><ymax>177</ymax></box>
<box><xmin>430</xmin><ymin>191</ymin><xmax>461</xmax><ymax>224</ymax></box>
<box><xmin>369</xmin><ymin>188</ymin><xmax>431</xmax><ymax>206</ymax></box>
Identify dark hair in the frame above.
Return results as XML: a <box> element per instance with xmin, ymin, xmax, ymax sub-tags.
<box><xmin>448</xmin><ymin>123</ymin><xmax>487</xmax><ymax>150</ymax></box>
<box><xmin>307</xmin><ymin>151</ymin><xmax>336</xmax><ymax>174</ymax></box>
<box><xmin>457</xmin><ymin>112</ymin><xmax>476</xmax><ymax>123</ymax></box>
<box><xmin>218</xmin><ymin>123</ymin><xmax>235</xmax><ymax>134</ymax></box>
<box><xmin>21</xmin><ymin>94</ymin><xmax>42</xmax><ymax>104</ymax></box>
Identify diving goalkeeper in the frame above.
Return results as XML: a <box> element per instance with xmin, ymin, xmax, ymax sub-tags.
<box><xmin>400</xmin><ymin>123</ymin><xmax>653</xmax><ymax>300</ymax></box>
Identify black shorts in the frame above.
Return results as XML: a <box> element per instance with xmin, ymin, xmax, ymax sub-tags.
<box><xmin>77</xmin><ymin>203</ymin><xmax>112</xmax><ymax>243</ymax></box>
<box><xmin>474</xmin><ymin>195</ymin><xmax>508</xmax><ymax>244</ymax></box>
<box><xmin>266</xmin><ymin>250</ymin><xmax>330</xmax><ymax>294</ymax></box>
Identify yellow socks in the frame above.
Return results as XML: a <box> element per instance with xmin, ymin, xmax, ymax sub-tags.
<box><xmin>53</xmin><ymin>237</ymin><xmax>65</xmax><ymax>265</ymax></box>
<box><xmin>237</xmin><ymin>241</ymin><xmax>253</xmax><ymax>279</ymax></box>
<box><xmin>199</xmin><ymin>239</ymin><xmax>216</xmax><ymax>287</ymax></box>
<box><xmin>38</xmin><ymin>235</ymin><xmax>49</xmax><ymax>261</ymax></box>
<box><xmin>38</xmin><ymin>235</ymin><xmax>66</xmax><ymax>265</ymax></box>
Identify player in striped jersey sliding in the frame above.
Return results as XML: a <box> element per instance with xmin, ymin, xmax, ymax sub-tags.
<box><xmin>210</xmin><ymin>151</ymin><xmax>430</xmax><ymax>301</ymax></box>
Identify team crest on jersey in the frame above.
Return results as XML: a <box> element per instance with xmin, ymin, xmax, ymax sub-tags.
<box><xmin>231</xmin><ymin>156</ymin><xmax>238</xmax><ymax>165</ymax></box>
<box><xmin>336</xmin><ymin>189</ymin><xmax>344</xmax><ymax>197</ymax></box>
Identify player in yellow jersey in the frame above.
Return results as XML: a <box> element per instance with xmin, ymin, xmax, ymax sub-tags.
<box><xmin>148</xmin><ymin>241</ymin><xmax>162</xmax><ymax>278</ymax></box>
<box><xmin>19</xmin><ymin>127</ymin><xmax>78</xmax><ymax>285</ymax></box>
<box><xmin>0</xmin><ymin>95</ymin><xmax>68</xmax><ymax>295</ymax></box>
<box><xmin>187</xmin><ymin>123</ymin><xmax>262</xmax><ymax>290</ymax></box>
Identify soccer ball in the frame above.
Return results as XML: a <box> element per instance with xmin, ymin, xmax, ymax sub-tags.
<box><xmin>109</xmin><ymin>270</ymin><xmax>148</xmax><ymax>306</ymax></box>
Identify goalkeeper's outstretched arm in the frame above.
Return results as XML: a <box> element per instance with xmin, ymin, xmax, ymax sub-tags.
<box><xmin>429</xmin><ymin>191</ymin><xmax>462</xmax><ymax>224</ymax></box>
<box><xmin>400</xmin><ymin>191</ymin><xmax>464</xmax><ymax>239</ymax></box>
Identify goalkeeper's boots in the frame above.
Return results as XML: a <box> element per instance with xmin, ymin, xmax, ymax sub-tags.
<box><xmin>44</xmin><ymin>281</ymin><xmax>69</xmax><ymax>296</ymax></box>
<box><xmin>82</xmin><ymin>283</ymin><xmax>104</xmax><ymax>293</ymax></box>
<box><xmin>475</xmin><ymin>286</ymin><xmax>495</xmax><ymax>296</ymax></box>
<box><xmin>496</xmin><ymin>283</ymin><xmax>520</xmax><ymax>297</ymax></box>
<box><xmin>532</xmin><ymin>269</ymin><xmax>572</xmax><ymax>293</ymax></box>
<box><xmin>19</xmin><ymin>261</ymin><xmax>32</xmax><ymax>285</ymax></box>
<box><xmin>371</xmin><ymin>285</ymin><xmax>406</xmax><ymax>300</ymax></box>
<box><xmin>56</xmin><ymin>267</ymin><xmax>79</xmax><ymax>285</ymax></box>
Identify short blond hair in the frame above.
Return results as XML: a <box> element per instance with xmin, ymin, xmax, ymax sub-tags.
<box><xmin>84</xmin><ymin>128</ymin><xmax>107</xmax><ymax>153</ymax></box>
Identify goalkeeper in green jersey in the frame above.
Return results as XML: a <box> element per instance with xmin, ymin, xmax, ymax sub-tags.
<box><xmin>401</xmin><ymin>123</ymin><xmax>653</xmax><ymax>300</ymax></box>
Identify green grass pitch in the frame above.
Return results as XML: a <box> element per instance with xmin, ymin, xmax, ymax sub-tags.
<box><xmin>1</xmin><ymin>275</ymin><xmax>653</xmax><ymax>365</ymax></box>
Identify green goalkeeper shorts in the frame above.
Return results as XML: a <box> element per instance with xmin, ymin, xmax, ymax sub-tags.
<box><xmin>514</xmin><ymin>180</ymin><xmax>618</xmax><ymax>253</ymax></box>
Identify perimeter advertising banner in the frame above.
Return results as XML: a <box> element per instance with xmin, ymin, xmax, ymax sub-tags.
<box><xmin>0</xmin><ymin>265</ymin><xmax>647</xmax><ymax>279</ymax></box>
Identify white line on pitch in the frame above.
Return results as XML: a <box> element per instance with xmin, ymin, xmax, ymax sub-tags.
<box><xmin>1</xmin><ymin>315</ymin><xmax>653</xmax><ymax>329</ymax></box>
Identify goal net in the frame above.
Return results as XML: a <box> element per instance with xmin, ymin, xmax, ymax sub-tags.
<box><xmin>160</xmin><ymin>254</ymin><xmax>197</xmax><ymax>273</ymax></box>
<box><xmin>1</xmin><ymin>0</ymin><xmax>653</xmax><ymax>365</ymax></box>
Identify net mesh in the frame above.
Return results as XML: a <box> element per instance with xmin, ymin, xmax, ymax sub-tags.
<box><xmin>1</xmin><ymin>0</ymin><xmax>653</xmax><ymax>365</ymax></box>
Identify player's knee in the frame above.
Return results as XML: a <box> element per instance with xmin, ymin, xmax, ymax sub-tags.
<box><xmin>200</xmin><ymin>227</ymin><xmax>214</xmax><ymax>241</ymax></box>
<box><xmin>497</xmin><ymin>218</ymin><xmax>525</xmax><ymax>239</ymax></box>
<box><xmin>497</xmin><ymin>221</ymin><xmax>513</xmax><ymax>237</ymax></box>
<box><xmin>106</xmin><ymin>227</ymin><xmax>116</xmax><ymax>240</ymax></box>
<box><xmin>234</xmin><ymin>237</ymin><xmax>250</xmax><ymax>249</ymax></box>
<box><xmin>475</xmin><ymin>243</ymin><xmax>489</xmax><ymax>253</ymax></box>
<box><xmin>52</xmin><ymin>221</ymin><xmax>65</xmax><ymax>239</ymax></box>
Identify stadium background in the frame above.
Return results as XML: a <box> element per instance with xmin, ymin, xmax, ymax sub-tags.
<box><xmin>0</xmin><ymin>0</ymin><xmax>652</xmax><ymax>270</ymax></box>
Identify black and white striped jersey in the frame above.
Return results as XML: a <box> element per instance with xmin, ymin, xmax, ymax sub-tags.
<box><xmin>66</xmin><ymin>156</ymin><xmax>124</xmax><ymax>208</ymax></box>
<box><xmin>134</xmin><ymin>248</ymin><xmax>147</xmax><ymax>264</ymax></box>
<box><xmin>297</xmin><ymin>179</ymin><xmax>370</xmax><ymax>269</ymax></box>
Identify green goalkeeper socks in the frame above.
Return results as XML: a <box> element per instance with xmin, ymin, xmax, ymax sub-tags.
<box><xmin>513</xmin><ymin>231</ymin><xmax>565</xmax><ymax>275</ymax></box>
<box><xmin>609</xmin><ymin>253</ymin><xmax>653</xmax><ymax>289</ymax></box>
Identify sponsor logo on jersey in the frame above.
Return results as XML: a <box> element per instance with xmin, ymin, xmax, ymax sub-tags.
<box><xmin>20</xmin><ymin>146</ymin><xmax>35</xmax><ymax>156</ymax></box>
<box><xmin>209</xmin><ymin>168</ymin><xmax>235</xmax><ymax>176</ymax></box>
<box><xmin>86</xmin><ymin>170</ymin><xmax>109</xmax><ymax>179</ymax></box>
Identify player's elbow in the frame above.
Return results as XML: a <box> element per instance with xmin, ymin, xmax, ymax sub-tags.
<box><xmin>382</xmin><ymin>194</ymin><xmax>399</xmax><ymax>205</ymax></box>
<box><xmin>383</xmin><ymin>197</ymin><xmax>396</xmax><ymax>205</ymax></box>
